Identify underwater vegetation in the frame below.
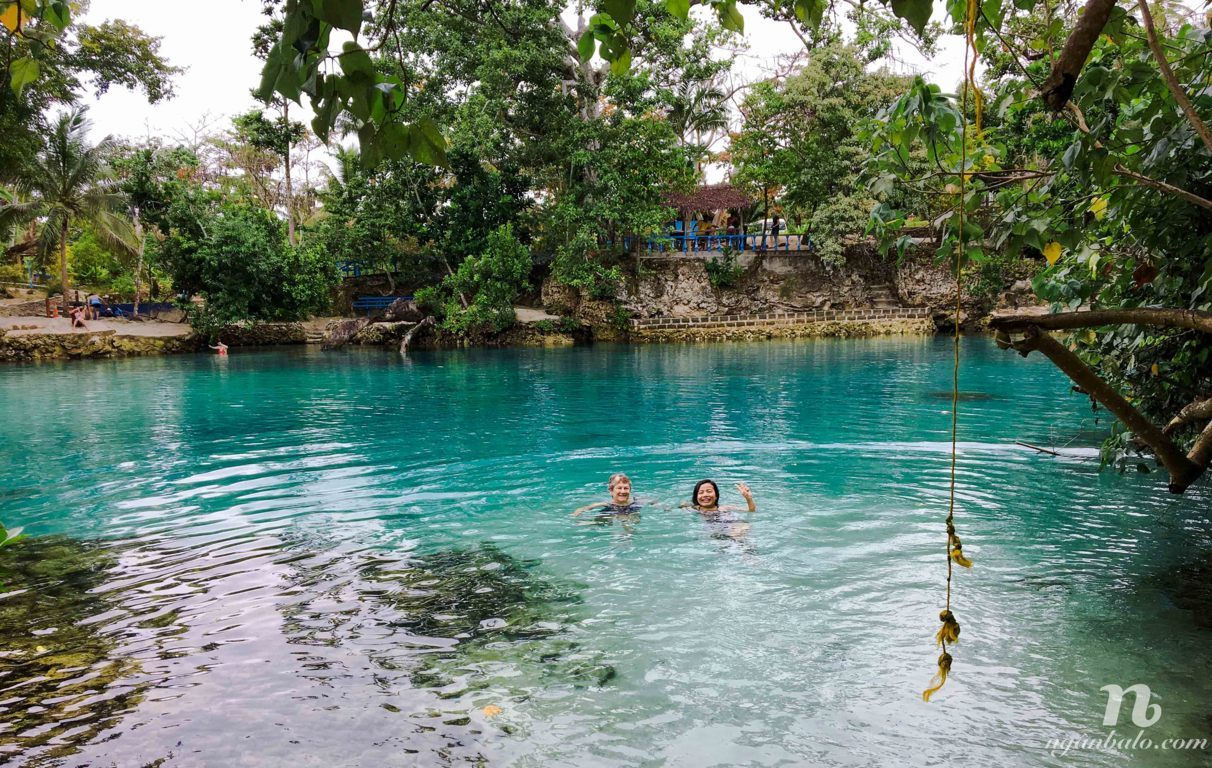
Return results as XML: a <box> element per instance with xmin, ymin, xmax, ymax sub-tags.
<box><xmin>0</xmin><ymin>536</ymin><xmax>150</xmax><ymax>765</ymax></box>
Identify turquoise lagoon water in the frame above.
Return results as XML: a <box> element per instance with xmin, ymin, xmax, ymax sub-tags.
<box><xmin>1</xmin><ymin>338</ymin><xmax>1210</xmax><ymax>767</ymax></box>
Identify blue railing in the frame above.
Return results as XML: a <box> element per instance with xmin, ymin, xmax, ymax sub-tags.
<box><xmin>626</xmin><ymin>233</ymin><xmax>814</xmax><ymax>254</ymax></box>
<box><xmin>338</xmin><ymin>260</ymin><xmax>368</xmax><ymax>277</ymax></box>
<box><xmin>351</xmin><ymin>295</ymin><xmax>413</xmax><ymax>316</ymax></box>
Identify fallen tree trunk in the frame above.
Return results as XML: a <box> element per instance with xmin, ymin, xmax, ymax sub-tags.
<box><xmin>996</xmin><ymin>326</ymin><xmax>1208</xmax><ymax>493</ymax></box>
<box><xmin>400</xmin><ymin>316</ymin><xmax>435</xmax><ymax>354</ymax></box>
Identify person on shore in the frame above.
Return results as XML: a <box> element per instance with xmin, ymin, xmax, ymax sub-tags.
<box><xmin>87</xmin><ymin>293</ymin><xmax>103</xmax><ymax>320</ymax></box>
<box><xmin>209</xmin><ymin>340</ymin><xmax>228</xmax><ymax>356</ymax></box>
<box><xmin>68</xmin><ymin>304</ymin><xmax>88</xmax><ymax>329</ymax></box>
<box><xmin>572</xmin><ymin>472</ymin><xmax>642</xmax><ymax>518</ymax></box>
<box><xmin>760</xmin><ymin>215</ymin><xmax>781</xmax><ymax>252</ymax></box>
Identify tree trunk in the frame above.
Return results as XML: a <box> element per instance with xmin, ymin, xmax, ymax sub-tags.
<box><xmin>133</xmin><ymin>211</ymin><xmax>145</xmax><ymax>317</ymax></box>
<box><xmin>399</xmin><ymin>316</ymin><xmax>435</xmax><ymax>355</ymax></box>
<box><xmin>1040</xmin><ymin>0</ymin><xmax>1118</xmax><ymax>110</ymax></box>
<box><xmin>59</xmin><ymin>219</ymin><xmax>70</xmax><ymax>314</ymax></box>
<box><xmin>284</xmin><ymin>101</ymin><xmax>296</xmax><ymax>248</ymax></box>
<box><xmin>990</xmin><ymin>307</ymin><xmax>1212</xmax><ymax>335</ymax></box>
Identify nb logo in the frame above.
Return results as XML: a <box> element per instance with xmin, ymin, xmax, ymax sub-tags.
<box><xmin>1101</xmin><ymin>683</ymin><xmax>1161</xmax><ymax>728</ymax></box>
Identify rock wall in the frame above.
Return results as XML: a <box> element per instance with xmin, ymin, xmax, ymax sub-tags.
<box><xmin>217</xmin><ymin>322</ymin><xmax>306</xmax><ymax>346</ymax></box>
<box><xmin>542</xmin><ymin>242</ymin><xmax>1038</xmax><ymax>331</ymax></box>
<box><xmin>0</xmin><ymin>329</ymin><xmax>204</xmax><ymax>362</ymax></box>
<box><xmin>604</xmin><ymin>243</ymin><xmax>911</xmax><ymax>318</ymax></box>
<box><xmin>1</xmin><ymin>322</ymin><xmax>310</xmax><ymax>363</ymax></box>
<box><xmin>632</xmin><ymin>317</ymin><xmax>933</xmax><ymax>343</ymax></box>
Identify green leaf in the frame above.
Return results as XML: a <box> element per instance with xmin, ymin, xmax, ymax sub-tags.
<box><xmin>888</xmin><ymin>0</ymin><xmax>931</xmax><ymax>34</ymax></box>
<box><xmin>368</xmin><ymin>85</ymin><xmax>387</xmax><ymax>123</ymax></box>
<box><xmin>311</xmin><ymin>0</ymin><xmax>362</xmax><ymax>34</ymax></box>
<box><xmin>599</xmin><ymin>32</ymin><xmax>625</xmax><ymax>61</ymax></box>
<box><xmin>792</xmin><ymin>0</ymin><xmax>826</xmax><ymax>28</ymax></box>
<box><xmin>603</xmin><ymin>0</ymin><xmax>635</xmax><ymax>27</ymax></box>
<box><xmin>274</xmin><ymin>53</ymin><xmax>304</xmax><ymax>102</ymax></box>
<box><xmin>311</xmin><ymin>97</ymin><xmax>339</xmax><ymax>142</ymax></box>
<box><xmin>9</xmin><ymin>57</ymin><xmax>39</xmax><ymax>94</ymax></box>
<box><xmin>609</xmin><ymin>47</ymin><xmax>632</xmax><ymax>75</ymax></box>
<box><xmin>381</xmin><ymin>122</ymin><xmax>410</xmax><ymax>161</ymax></box>
<box><xmin>348</xmin><ymin>81</ymin><xmax>371</xmax><ymax>120</ymax></box>
<box><xmin>339</xmin><ymin>41</ymin><xmax>375</xmax><ymax>82</ymax></box>
<box><xmin>409</xmin><ymin>117</ymin><xmax>448</xmax><ymax>166</ymax></box>
<box><xmin>357</xmin><ymin>122</ymin><xmax>382</xmax><ymax>168</ymax></box>
<box><xmin>44</xmin><ymin>1</ymin><xmax>70</xmax><ymax>31</ymax></box>
<box><xmin>1061</xmin><ymin>141</ymin><xmax>1082</xmax><ymax>170</ymax></box>
<box><xmin>578</xmin><ymin>29</ymin><xmax>595</xmax><ymax>62</ymax></box>
<box><xmin>1</xmin><ymin>526</ymin><xmax>24</xmax><ymax>548</ymax></box>
<box><xmin>718</xmin><ymin>1</ymin><xmax>744</xmax><ymax>33</ymax></box>
<box><xmin>664</xmin><ymin>0</ymin><xmax>690</xmax><ymax>20</ymax></box>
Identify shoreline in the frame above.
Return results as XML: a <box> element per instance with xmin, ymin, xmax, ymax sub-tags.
<box><xmin>0</xmin><ymin>312</ymin><xmax>946</xmax><ymax>363</ymax></box>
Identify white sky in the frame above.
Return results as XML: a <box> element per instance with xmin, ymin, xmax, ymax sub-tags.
<box><xmin>78</xmin><ymin>0</ymin><xmax>968</xmax><ymax>153</ymax></box>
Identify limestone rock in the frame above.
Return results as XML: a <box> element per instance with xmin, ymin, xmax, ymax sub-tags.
<box><xmin>377</xmin><ymin>298</ymin><xmax>423</xmax><ymax>322</ymax></box>
<box><xmin>323</xmin><ymin>317</ymin><xmax>370</xmax><ymax>348</ymax></box>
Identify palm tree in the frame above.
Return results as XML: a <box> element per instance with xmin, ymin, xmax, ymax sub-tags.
<box><xmin>667</xmin><ymin>81</ymin><xmax>730</xmax><ymax>147</ymax></box>
<box><xmin>0</xmin><ymin>107</ymin><xmax>134</xmax><ymax>312</ymax></box>
<box><xmin>666</xmin><ymin>81</ymin><xmax>730</xmax><ymax>177</ymax></box>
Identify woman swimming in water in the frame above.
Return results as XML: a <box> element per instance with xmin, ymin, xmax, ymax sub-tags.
<box><xmin>572</xmin><ymin>472</ymin><xmax>643</xmax><ymax>518</ymax></box>
<box><xmin>683</xmin><ymin>480</ymin><xmax>756</xmax><ymax>542</ymax></box>
<box><xmin>685</xmin><ymin>480</ymin><xmax>756</xmax><ymax>513</ymax></box>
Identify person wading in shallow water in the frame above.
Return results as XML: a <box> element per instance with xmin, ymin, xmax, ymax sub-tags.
<box><xmin>572</xmin><ymin>472</ymin><xmax>643</xmax><ymax>518</ymax></box>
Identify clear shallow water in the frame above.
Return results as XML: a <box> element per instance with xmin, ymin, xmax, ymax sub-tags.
<box><xmin>1</xmin><ymin>338</ymin><xmax>1210</xmax><ymax>768</ymax></box>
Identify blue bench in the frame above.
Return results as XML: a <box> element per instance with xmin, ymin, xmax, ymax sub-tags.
<box><xmin>351</xmin><ymin>295</ymin><xmax>413</xmax><ymax>316</ymax></box>
<box><xmin>109</xmin><ymin>302</ymin><xmax>176</xmax><ymax>317</ymax></box>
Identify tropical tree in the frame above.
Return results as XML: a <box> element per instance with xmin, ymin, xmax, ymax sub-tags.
<box><xmin>1</xmin><ymin>1</ymin><xmax>179</xmax><ymax>181</ymax></box>
<box><xmin>1</xmin><ymin>107</ymin><xmax>134</xmax><ymax>311</ymax></box>
<box><xmin>865</xmin><ymin>2</ymin><xmax>1212</xmax><ymax>494</ymax></box>
<box><xmin>666</xmin><ymin>80</ymin><xmax>729</xmax><ymax>174</ymax></box>
<box><xmin>732</xmin><ymin>44</ymin><xmax>909</xmax><ymax>265</ymax></box>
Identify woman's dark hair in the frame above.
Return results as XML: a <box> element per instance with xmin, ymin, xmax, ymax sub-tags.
<box><xmin>691</xmin><ymin>479</ymin><xmax>720</xmax><ymax>508</ymax></box>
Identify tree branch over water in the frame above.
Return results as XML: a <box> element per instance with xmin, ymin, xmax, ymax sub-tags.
<box><xmin>995</xmin><ymin>326</ymin><xmax>1209</xmax><ymax>493</ymax></box>
<box><xmin>990</xmin><ymin>308</ymin><xmax>1212</xmax><ymax>335</ymax></box>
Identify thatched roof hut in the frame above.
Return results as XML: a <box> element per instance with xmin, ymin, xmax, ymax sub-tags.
<box><xmin>664</xmin><ymin>183</ymin><xmax>752</xmax><ymax>214</ymax></box>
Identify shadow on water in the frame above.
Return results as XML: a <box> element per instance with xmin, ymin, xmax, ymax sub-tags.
<box><xmin>926</xmin><ymin>390</ymin><xmax>1003</xmax><ymax>401</ymax></box>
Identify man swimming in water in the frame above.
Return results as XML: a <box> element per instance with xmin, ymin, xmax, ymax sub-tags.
<box><xmin>572</xmin><ymin>472</ymin><xmax>643</xmax><ymax>517</ymax></box>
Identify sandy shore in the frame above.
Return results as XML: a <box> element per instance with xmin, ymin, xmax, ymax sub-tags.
<box><xmin>0</xmin><ymin>315</ymin><xmax>192</xmax><ymax>338</ymax></box>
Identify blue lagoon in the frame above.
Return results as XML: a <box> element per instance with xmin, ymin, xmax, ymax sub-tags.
<box><xmin>1</xmin><ymin>338</ymin><xmax>1210</xmax><ymax>767</ymax></box>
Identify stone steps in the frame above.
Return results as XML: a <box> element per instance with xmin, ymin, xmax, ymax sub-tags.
<box><xmin>868</xmin><ymin>283</ymin><xmax>900</xmax><ymax>309</ymax></box>
<box><xmin>304</xmin><ymin>332</ymin><xmax>325</xmax><ymax>345</ymax></box>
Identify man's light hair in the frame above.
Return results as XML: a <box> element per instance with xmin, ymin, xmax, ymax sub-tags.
<box><xmin>607</xmin><ymin>473</ymin><xmax>630</xmax><ymax>489</ymax></box>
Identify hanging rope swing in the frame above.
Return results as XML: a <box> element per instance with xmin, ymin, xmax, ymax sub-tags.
<box><xmin>923</xmin><ymin>0</ymin><xmax>980</xmax><ymax>704</ymax></box>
